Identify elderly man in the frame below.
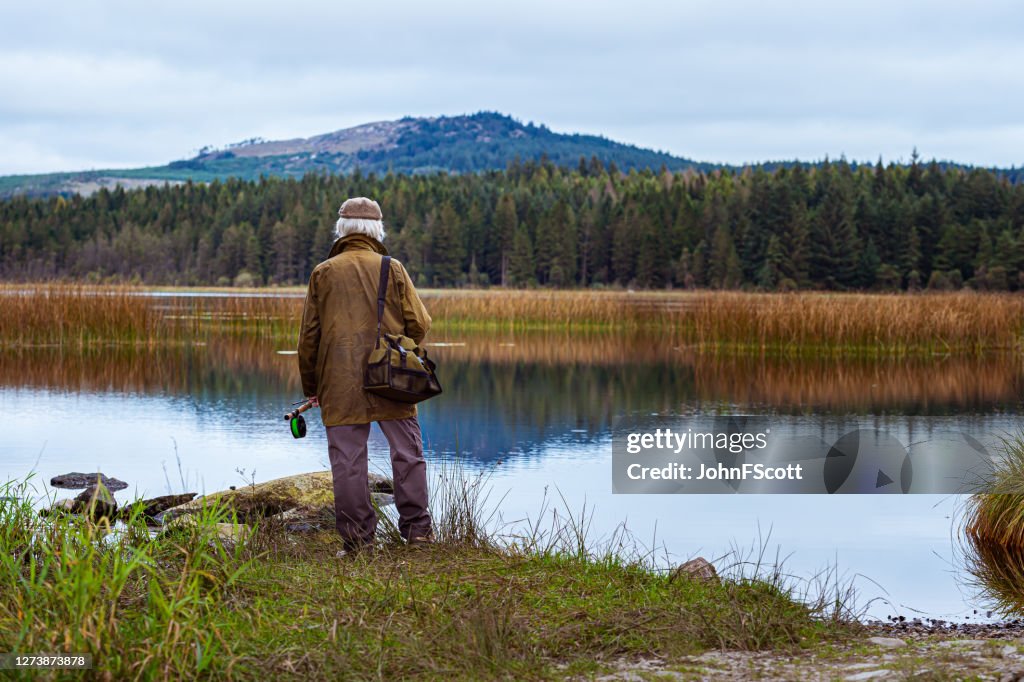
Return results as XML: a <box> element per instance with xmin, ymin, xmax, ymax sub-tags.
<box><xmin>297</xmin><ymin>197</ymin><xmax>433</xmax><ymax>555</ymax></box>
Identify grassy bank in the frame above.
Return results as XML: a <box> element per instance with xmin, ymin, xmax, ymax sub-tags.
<box><xmin>1</xmin><ymin>284</ymin><xmax>1022</xmax><ymax>355</ymax></box>
<box><xmin>0</xmin><ymin>476</ymin><xmax>855</xmax><ymax>680</ymax></box>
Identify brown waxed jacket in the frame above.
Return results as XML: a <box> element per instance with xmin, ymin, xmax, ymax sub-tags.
<box><xmin>297</xmin><ymin>234</ymin><xmax>431</xmax><ymax>426</ymax></box>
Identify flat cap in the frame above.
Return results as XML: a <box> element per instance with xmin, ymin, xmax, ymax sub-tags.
<box><xmin>338</xmin><ymin>197</ymin><xmax>383</xmax><ymax>221</ymax></box>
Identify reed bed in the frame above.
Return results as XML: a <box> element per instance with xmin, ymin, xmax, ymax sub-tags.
<box><xmin>686</xmin><ymin>292</ymin><xmax>1024</xmax><ymax>354</ymax></box>
<box><xmin>426</xmin><ymin>289</ymin><xmax>1024</xmax><ymax>354</ymax></box>
<box><xmin>0</xmin><ymin>283</ymin><xmax>298</xmax><ymax>346</ymax></box>
<box><xmin>1</xmin><ymin>284</ymin><xmax>1022</xmax><ymax>354</ymax></box>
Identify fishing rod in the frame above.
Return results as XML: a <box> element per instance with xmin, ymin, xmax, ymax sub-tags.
<box><xmin>283</xmin><ymin>399</ymin><xmax>317</xmax><ymax>439</ymax></box>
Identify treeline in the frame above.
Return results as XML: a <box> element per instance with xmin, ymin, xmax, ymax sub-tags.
<box><xmin>1</xmin><ymin>157</ymin><xmax>1023</xmax><ymax>290</ymax></box>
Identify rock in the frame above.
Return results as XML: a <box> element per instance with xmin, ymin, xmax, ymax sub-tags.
<box><xmin>372</xmin><ymin>493</ymin><xmax>395</xmax><ymax>507</ymax></box>
<box><xmin>845</xmin><ymin>671</ymin><xmax>891</xmax><ymax>681</ymax></box>
<box><xmin>937</xmin><ymin>639</ymin><xmax>988</xmax><ymax>648</ymax></box>
<box><xmin>369</xmin><ymin>476</ymin><xmax>394</xmax><ymax>495</ymax></box>
<box><xmin>40</xmin><ymin>498</ymin><xmax>78</xmax><ymax>516</ymax></box>
<box><xmin>671</xmin><ymin>557</ymin><xmax>719</xmax><ymax>583</ymax></box>
<box><xmin>41</xmin><ymin>485</ymin><xmax>118</xmax><ymax>520</ymax></box>
<box><xmin>74</xmin><ymin>484</ymin><xmax>117</xmax><ymax>520</ymax></box>
<box><xmin>260</xmin><ymin>493</ymin><xmax>396</xmax><ymax>533</ymax></box>
<box><xmin>118</xmin><ymin>493</ymin><xmax>197</xmax><ymax>522</ymax></box>
<box><xmin>867</xmin><ymin>636</ymin><xmax>907</xmax><ymax>649</ymax></box>
<box><xmin>50</xmin><ymin>472</ymin><xmax>128</xmax><ymax>492</ymax></box>
<box><xmin>162</xmin><ymin>471</ymin><xmax>394</xmax><ymax>524</ymax></box>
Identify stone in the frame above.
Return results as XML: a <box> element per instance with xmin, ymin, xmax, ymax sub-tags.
<box><xmin>161</xmin><ymin>471</ymin><xmax>394</xmax><ymax>524</ymax></box>
<box><xmin>74</xmin><ymin>484</ymin><xmax>117</xmax><ymax>520</ymax></box>
<box><xmin>867</xmin><ymin>636</ymin><xmax>906</xmax><ymax>648</ymax></box>
<box><xmin>372</xmin><ymin>493</ymin><xmax>395</xmax><ymax>507</ymax></box>
<box><xmin>844</xmin><ymin>671</ymin><xmax>891</xmax><ymax>681</ymax></box>
<box><xmin>671</xmin><ymin>557</ymin><xmax>719</xmax><ymax>583</ymax></box>
<box><xmin>39</xmin><ymin>498</ymin><xmax>78</xmax><ymax>516</ymax></box>
<box><xmin>50</xmin><ymin>472</ymin><xmax>128</xmax><ymax>492</ymax></box>
<box><xmin>937</xmin><ymin>639</ymin><xmax>988</xmax><ymax>648</ymax></box>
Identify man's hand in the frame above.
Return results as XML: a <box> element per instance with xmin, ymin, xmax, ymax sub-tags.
<box><xmin>307</xmin><ymin>396</ymin><xmax>319</xmax><ymax>408</ymax></box>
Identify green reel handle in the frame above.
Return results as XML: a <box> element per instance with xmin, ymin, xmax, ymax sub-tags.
<box><xmin>284</xmin><ymin>400</ymin><xmax>316</xmax><ymax>439</ymax></box>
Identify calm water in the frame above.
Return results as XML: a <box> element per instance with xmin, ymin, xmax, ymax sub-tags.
<box><xmin>2</xmin><ymin>329</ymin><xmax>1022</xmax><ymax>621</ymax></box>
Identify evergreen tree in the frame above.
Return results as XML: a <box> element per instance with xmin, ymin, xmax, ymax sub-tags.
<box><xmin>508</xmin><ymin>224</ymin><xmax>535</xmax><ymax>286</ymax></box>
<box><xmin>428</xmin><ymin>202</ymin><xmax>465</xmax><ymax>286</ymax></box>
<box><xmin>709</xmin><ymin>223</ymin><xmax>742</xmax><ymax>289</ymax></box>
<box><xmin>494</xmin><ymin>193</ymin><xmax>518</xmax><ymax>286</ymax></box>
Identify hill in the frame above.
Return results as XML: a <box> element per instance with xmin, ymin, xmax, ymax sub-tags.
<box><xmin>0</xmin><ymin>112</ymin><xmax>713</xmax><ymax>197</ymax></box>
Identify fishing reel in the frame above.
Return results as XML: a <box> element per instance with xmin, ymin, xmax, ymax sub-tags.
<box><xmin>284</xmin><ymin>399</ymin><xmax>317</xmax><ymax>438</ymax></box>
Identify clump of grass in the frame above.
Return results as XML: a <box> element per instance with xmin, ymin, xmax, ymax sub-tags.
<box><xmin>0</xmin><ymin>477</ymin><xmax>254</xmax><ymax>680</ymax></box>
<box><xmin>963</xmin><ymin>433</ymin><xmax>1024</xmax><ymax>615</ymax></box>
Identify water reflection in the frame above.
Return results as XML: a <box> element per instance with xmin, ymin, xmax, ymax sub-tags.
<box><xmin>2</xmin><ymin>334</ymin><xmax>1020</xmax><ymax>417</ymax></box>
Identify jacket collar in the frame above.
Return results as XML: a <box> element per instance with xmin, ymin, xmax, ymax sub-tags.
<box><xmin>327</xmin><ymin>234</ymin><xmax>389</xmax><ymax>259</ymax></box>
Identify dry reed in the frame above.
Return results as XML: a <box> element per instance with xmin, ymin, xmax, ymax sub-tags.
<box><xmin>1</xmin><ymin>284</ymin><xmax>1022</xmax><ymax>354</ymax></box>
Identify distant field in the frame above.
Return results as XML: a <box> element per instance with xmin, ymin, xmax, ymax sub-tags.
<box><xmin>1</xmin><ymin>284</ymin><xmax>1021</xmax><ymax>355</ymax></box>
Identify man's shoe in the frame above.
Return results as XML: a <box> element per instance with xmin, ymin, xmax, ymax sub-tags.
<box><xmin>407</xmin><ymin>533</ymin><xmax>434</xmax><ymax>547</ymax></box>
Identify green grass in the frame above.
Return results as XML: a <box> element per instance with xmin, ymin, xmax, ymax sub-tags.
<box><xmin>0</xmin><ymin>473</ymin><xmax>856</xmax><ymax>681</ymax></box>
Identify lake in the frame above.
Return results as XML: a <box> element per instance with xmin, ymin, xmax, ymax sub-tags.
<box><xmin>2</xmin><ymin>303</ymin><xmax>1022</xmax><ymax>622</ymax></box>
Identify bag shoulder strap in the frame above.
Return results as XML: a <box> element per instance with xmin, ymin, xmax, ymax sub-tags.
<box><xmin>375</xmin><ymin>255</ymin><xmax>392</xmax><ymax>345</ymax></box>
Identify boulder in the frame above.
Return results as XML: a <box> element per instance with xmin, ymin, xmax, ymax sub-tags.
<box><xmin>41</xmin><ymin>486</ymin><xmax>119</xmax><ymax>521</ymax></box>
<box><xmin>50</xmin><ymin>472</ymin><xmax>128</xmax><ymax>492</ymax></box>
<box><xmin>670</xmin><ymin>557</ymin><xmax>719</xmax><ymax>584</ymax></box>
<box><xmin>162</xmin><ymin>471</ymin><xmax>394</xmax><ymax>526</ymax></box>
<box><xmin>74</xmin><ymin>484</ymin><xmax>117</xmax><ymax>520</ymax></box>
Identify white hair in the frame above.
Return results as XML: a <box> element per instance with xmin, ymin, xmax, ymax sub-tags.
<box><xmin>335</xmin><ymin>217</ymin><xmax>386</xmax><ymax>242</ymax></box>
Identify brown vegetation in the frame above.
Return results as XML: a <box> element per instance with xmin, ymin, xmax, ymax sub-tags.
<box><xmin>1</xmin><ymin>285</ymin><xmax>1022</xmax><ymax>354</ymax></box>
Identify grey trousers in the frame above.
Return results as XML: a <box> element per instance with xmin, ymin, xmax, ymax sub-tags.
<box><xmin>326</xmin><ymin>415</ymin><xmax>432</xmax><ymax>548</ymax></box>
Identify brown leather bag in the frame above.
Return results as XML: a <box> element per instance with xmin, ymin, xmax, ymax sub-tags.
<box><xmin>363</xmin><ymin>256</ymin><xmax>443</xmax><ymax>404</ymax></box>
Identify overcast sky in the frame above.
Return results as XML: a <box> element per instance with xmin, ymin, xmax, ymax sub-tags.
<box><xmin>1</xmin><ymin>0</ymin><xmax>1022</xmax><ymax>174</ymax></box>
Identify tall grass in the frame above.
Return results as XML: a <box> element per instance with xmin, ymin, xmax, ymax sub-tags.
<box><xmin>1</xmin><ymin>284</ymin><xmax>1021</xmax><ymax>354</ymax></box>
<box><xmin>963</xmin><ymin>433</ymin><xmax>1024</xmax><ymax>616</ymax></box>
<box><xmin>0</xmin><ymin>477</ymin><xmax>254</xmax><ymax>680</ymax></box>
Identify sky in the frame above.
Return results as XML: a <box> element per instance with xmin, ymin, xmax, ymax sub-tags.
<box><xmin>1</xmin><ymin>0</ymin><xmax>1022</xmax><ymax>175</ymax></box>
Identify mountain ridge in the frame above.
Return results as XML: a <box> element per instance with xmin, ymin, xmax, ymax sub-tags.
<box><xmin>0</xmin><ymin>111</ymin><xmax>1020</xmax><ymax>197</ymax></box>
<box><xmin>0</xmin><ymin>112</ymin><xmax>712</xmax><ymax>197</ymax></box>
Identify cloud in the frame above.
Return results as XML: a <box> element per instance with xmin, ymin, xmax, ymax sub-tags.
<box><xmin>0</xmin><ymin>0</ymin><xmax>1021</xmax><ymax>174</ymax></box>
